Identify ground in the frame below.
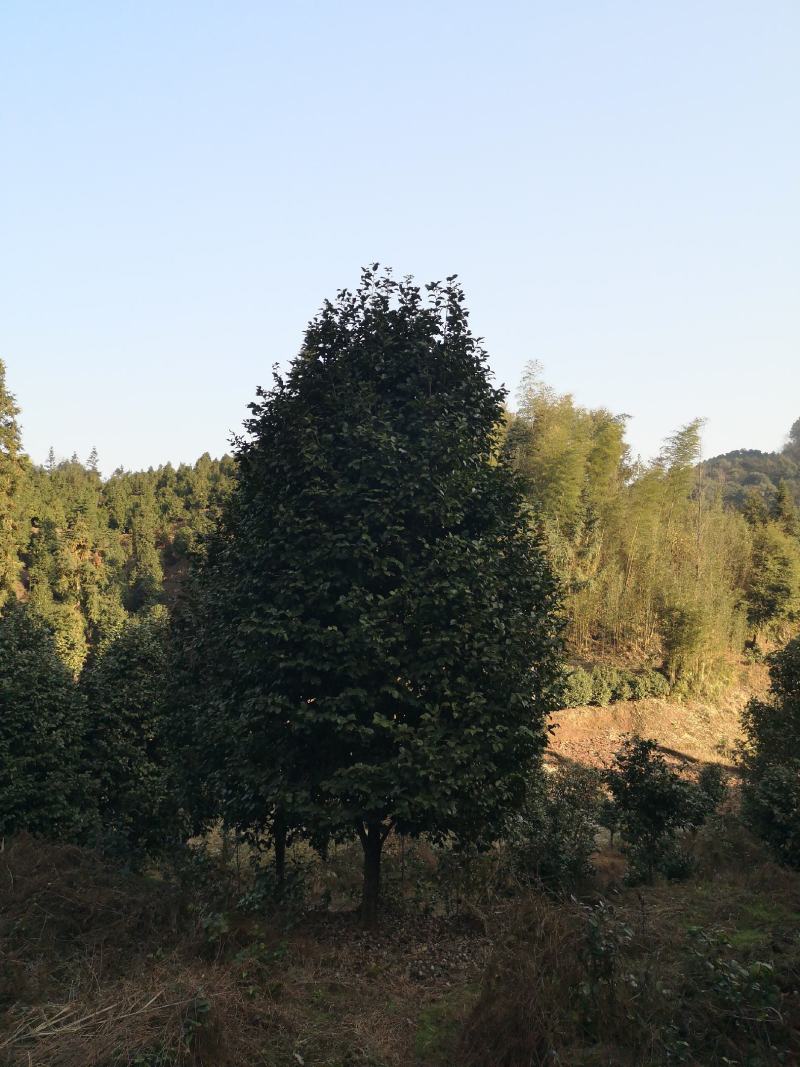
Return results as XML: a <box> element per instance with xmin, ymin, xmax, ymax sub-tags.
<box><xmin>3</xmin><ymin>674</ymin><xmax>799</xmax><ymax>1066</ymax></box>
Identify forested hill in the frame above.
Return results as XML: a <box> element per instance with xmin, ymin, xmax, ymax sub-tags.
<box><xmin>703</xmin><ymin>420</ymin><xmax>800</xmax><ymax>510</ymax></box>
<box><xmin>0</xmin><ymin>362</ymin><xmax>233</xmax><ymax>672</ymax></box>
<box><xmin>2</xmin><ymin>356</ymin><xmax>799</xmax><ymax>692</ymax></box>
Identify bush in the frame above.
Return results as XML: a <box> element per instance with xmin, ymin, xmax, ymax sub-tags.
<box><xmin>628</xmin><ymin>669</ymin><xmax>670</xmax><ymax>700</ymax></box>
<box><xmin>697</xmin><ymin>763</ymin><xmax>727</xmax><ymax>811</ymax></box>
<box><xmin>0</xmin><ymin>605</ymin><xmax>88</xmax><ymax>839</ymax></box>
<box><xmin>742</xmin><ymin>762</ymin><xmax>800</xmax><ymax>869</ymax></box>
<box><xmin>561</xmin><ymin>666</ymin><xmax>593</xmax><ymax>707</ymax></box>
<box><xmin>611</xmin><ymin>670</ymin><xmax>635</xmax><ymax>702</ymax></box>
<box><xmin>649</xmin><ymin>670</ymin><xmax>670</xmax><ymax>698</ymax></box>
<box><xmin>607</xmin><ymin>736</ymin><xmax>717</xmax><ymax>884</ymax></box>
<box><xmin>591</xmin><ymin>665</ymin><xmax>617</xmax><ymax>707</ymax></box>
<box><xmin>741</xmin><ymin>636</ymin><xmax>800</xmax><ymax>868</ymax></box>
<box><xmin>457</xmin><ymin>896</ymin><xmax>794</xmax><ymax>1066</ymax></box>
<box><xmin>508</xmin><ymin>764</ymin><xmax>602</xmax><ymax>890</ymax></box>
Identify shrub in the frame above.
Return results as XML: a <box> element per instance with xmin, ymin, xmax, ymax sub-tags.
<box><xmin>607</xmin><ymin>736</ymin><xmax>717</xmax><ymax>884</ymax></box>
<box><xmin>0</xmin><ymin>605</ymin><xmax>88</xmax><ymax>839</ymax></box>
<box><xmin>561</xmin><ymin>666</ymin><xmax>593</xmax><ymax>707</ymax></box>
<box><xmin>611</xmin><ymin>670</ymin><xmax>635</xmax><ymax>702</ymax></box>
<box><xmin>697</xmin><ymin>763</ymin><xmax>727</xmax><ymax>811</ymax></box>
<box><xmin>741</xmin><ymin>636</ymin><xmax>800</xmax><ymax>868</ymax></box>
<box><xmin>629</xmin><ymin>669</ymin><xmax>670</xmax><ymax>700</ymax></box>
<box><xmin>508</xmin><ymin>764</ymin><xmax>602</xmax><ymax>890</ymax></box>
<box><xmin>742</xmin><ymin>762</ymin><xmax>800</xmax><ymax>869</ymax></box>
<box><xmin>591</xmin><ymin>665</ymin><xmax>617</xmax><ymax>707</ymax></box>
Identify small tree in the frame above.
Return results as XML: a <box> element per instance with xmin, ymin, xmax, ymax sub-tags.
<box><xmin>178</xmin><ymin>268</ymin><xmax>563</xmax><ymax>923</ymax></box>
<box><xmin>80</xmin><ymin>609</ymin><xmax>178</xmax><ymax>858</ymax></box>
<box><xmin>741</xmin><ymin>636</ymin><xmax>800</xmax><ymax>868</ymax></box>
<box><xmin>509</xmin><ymin>764</ymin><xmax>602</xmax><ymax>889</ymax></box>
<box><xmin>607</xmin><ymin>736</ymin><xmax>718</xmax><ymax>883</ymax></box>
<box><xmin>0</xmin><ymin>604</ymin><xmax>87</xmax><ymax>838</ymax></box>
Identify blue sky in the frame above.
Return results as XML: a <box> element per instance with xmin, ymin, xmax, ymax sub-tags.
<box><xmin>2</xmin><ymin>1</ymin><xmax>798</xmax><ymax>475</ymax></box>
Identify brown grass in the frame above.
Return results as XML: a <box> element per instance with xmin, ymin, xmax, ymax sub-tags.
<box><xmin>457</xmin><ymin>829</ymin><xmax>800</xmax><ymax>1067</ymax></box>
<box><xmin>0</xmin><ymin>837</ymin><xmax>492</xmax><ymax>1066</ymax></box>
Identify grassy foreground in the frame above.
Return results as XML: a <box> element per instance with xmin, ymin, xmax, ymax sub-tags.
<box><xmin>2</xmin><ymin>809</ymin><xmax>800</xmax><ymax>1067</ymax></box>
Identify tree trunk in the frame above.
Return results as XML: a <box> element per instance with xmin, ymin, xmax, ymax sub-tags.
<box><xmin>359</xmin><ymin>821</ymin><xmax>384</xmax><ymax>927</ymax></box>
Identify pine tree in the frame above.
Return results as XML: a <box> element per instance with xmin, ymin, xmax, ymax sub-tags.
<box><xmin>0</xmin><ymin>360</ymin><xmax>25</xmax><ymax>605</ymax></box>
<box><xmin>774</xmin><ymin>481</ymin><xmax>798</xmax><ymax>538</ymax></box>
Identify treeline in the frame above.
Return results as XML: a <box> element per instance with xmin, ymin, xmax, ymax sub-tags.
<box><xmin>0</xmin><ymin>363</ymin><xmax>233</xmax><ymax>672</ymax></box>
<box><xmin>503</xmin><ymin>364</ymin><xmax>800</xmax><ymax>696</ymax></box>
<box><xmin>1</xmin><ymin>270</ymin><xmax>799</xmax><ymax>921</ymax></box>
<box><xmin>703</xmin><ymin>420</ymin><xmax>800</xmax><ymax>509</ymax></box>
<box><xmin>2</xmin><ymin>357</ymin><xmax>799</xmax><ymax>701</ymax></box>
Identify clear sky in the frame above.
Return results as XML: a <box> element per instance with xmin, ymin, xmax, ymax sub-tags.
<box><xmin>2</xmin><ymin>1</ymin><xmax>798</xmax><ymax>476</ymax></box>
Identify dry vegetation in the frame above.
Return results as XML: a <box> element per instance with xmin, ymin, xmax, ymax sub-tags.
<box><xmin>2</xmin><ymin>679</ymin><xmax>798</xmax><ymax>1067</ymax></box>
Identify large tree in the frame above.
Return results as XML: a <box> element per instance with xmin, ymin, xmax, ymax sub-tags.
<box><xmin>177</xmin><ymin>268</ymin><xmax>563</xmax><ymax>922</ymax></box>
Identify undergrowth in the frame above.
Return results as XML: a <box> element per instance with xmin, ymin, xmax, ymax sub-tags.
<box><xmin>2</xmin><ymin>805</ymin><xmax>799</xmax><ymax>1065</ymax></box>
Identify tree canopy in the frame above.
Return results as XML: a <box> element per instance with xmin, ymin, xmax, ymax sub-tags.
<box><xmin>175</xmin><ymin>268</ymin><xmax>563</xmax><ymax>920</ymax></box>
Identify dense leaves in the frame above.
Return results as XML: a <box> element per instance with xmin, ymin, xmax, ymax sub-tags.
<box><xmin>741</xmin><ymin>636</ymin><xmax>800</xmax><ymax>867</ymax></box>
<box><xmin>607</xmin><ymin>736</ymin><xmax>720</xmax><ymax>883</ymax></box>
<box><xmin>0</xmin><ymin>605</ymin><xmax>87</xmax><ymax>838</ymax></box>
<box><xmin>175</xmin><ymin>268</ymin><xmax>564</xmax><ymax>919</ymax></box>
<box><xmin>505</xmin><ymin>367</ymin><xmax>800</xmax><ymax>692</ymax></box>
<box><xmin>80</xmin><ymin>609</ymin><xmax>181</xmax><ymax>857</ymax></box>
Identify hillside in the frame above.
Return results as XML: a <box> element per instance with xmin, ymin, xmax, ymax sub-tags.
<box><xmin>550</xmin><ymin>660</ymin><xmax>770</xmax><ymax>770</ymax></box>
<box><xmin>703</xmin><ymin>417</ymin><xmax>800</xmax><ymax>509</ymax></box>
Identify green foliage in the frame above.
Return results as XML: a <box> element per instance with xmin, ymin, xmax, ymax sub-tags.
<box><xmin>590</xmin><ymin>664</ymin><xmax>615</xmax><ymax>706</ymax></box>
<box><xmin>685</xmin><ymin>926</ymin><xmax>781</xmax><ymax>1032</ymax></box>
<box><xmin>0</xmin><ymin>362</ymin><xmax>234</xmax><ymax>675</ymax></box>
<box><xmin>741</xmin><ymin>636</ymin><xmax>800</xmax><ymax>867</ymax></box>
<box><xmin>0</xmin><ymin>604</ymin><xmax>87</xmax><ymax>838</ymax></box>
<box><xmin>0</xmin><ymin>361</ymin><xmax>25</xmax><ymax>607</ymax></box>
<box><xmin>639</xmin><ymin>669</ymin><xmax>670</xmax><ymax>700</ymax></box>
<box><xmin>80</xmin><ymin>610</ymin><xmax>180</xmax><ymax>857</ymax></box>
<box><xmin>696</xmin><ymin>762</ymin><xmax>727</xmax><ymax>811</ymax></box>
<box><xmin>742</xmin><ymin>762</ymin><xmax>800</xmax><ymax>870</ymax></box>
<box><xmin>745</xmin><ymin>524</ymin><xmax>800</xmax><ymax>637</ymax></box>
<box><xmin>508</xmin><ymin>764</ymin><xmax>602</xmax><ymax>889</ymax></box>
<box><xmin>610</xmin><ymin>669</ymin><xmax>634</xmax><ymax>702</ymax></box>
<box><xmin>175</xmin><ymin>268</ymin><xmax>564</xmax><ymax>920</ymax></box>
<box><xmin>507</xmin><ymin>367</ymin><xmax>757</xmax><ymax>692</ymax></box>
<box><xmin>561</xmin><ymin>666</ymin><xmax>593</xmax><ymax>707</ymax></box>
<box><xmin>703</xmin><ymin>437</ymin><xmax>800</xmax><ymax>513</ymax></box>
<box><xmin>607</xmin><ymin>736</ymin><xmax>719</xmax><ymax>884</ymax></box>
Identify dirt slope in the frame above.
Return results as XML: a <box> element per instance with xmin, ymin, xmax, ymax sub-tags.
<box><xmin>548</xmin><ymin>663</ymin><xmax>770</xmax><ymax>770</ymax></box>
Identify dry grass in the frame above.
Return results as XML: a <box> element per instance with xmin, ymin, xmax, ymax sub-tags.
<box><xmin>3</xmin><ymin>831</ymin><xmax>799</xmax><ymax>1066</ymax></box>
<box><xmin>0</xmin><ymin>837</ymin><xmax>491</xmax><ymax>1067</ymax></box>
<box><xmin>458</xmin><ymin>828</ymin><xmax>800</xmax><ymax>1067</ymax></box>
